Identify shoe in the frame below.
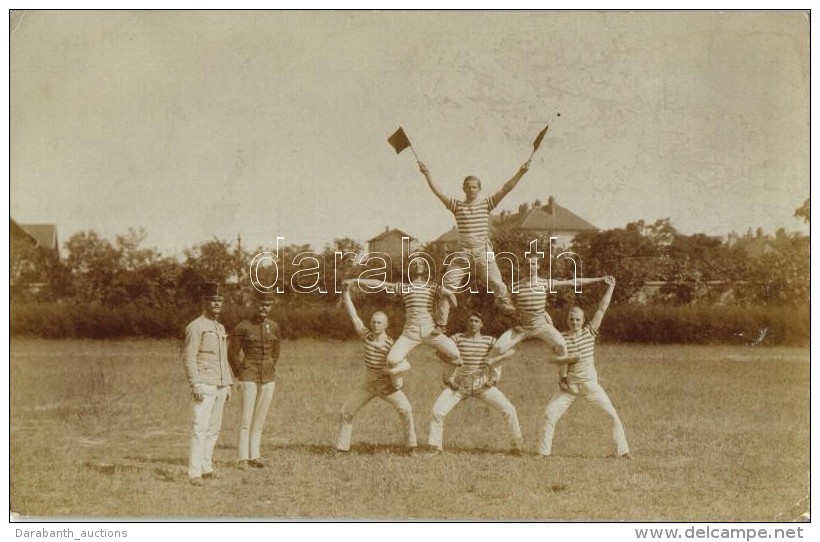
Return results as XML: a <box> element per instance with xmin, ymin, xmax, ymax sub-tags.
<box><xmin>619</xmin><ymin>452</ymin><xmax>634</xmax><ymax>460</ymax></box>
<box><xmin>331</xmin><ymin>449</ymin><xmax>349</xmax><ymax>457</ymax></box>
<box><xmin>189</xmin><ymin>477</ymin><xmax>204</xmax><ymax>486</ymax></box>
<box><xmin>201</xmin><ymin>471</ymin><xmax>217</xmax><ymax>480</ymax></box>
<box><xmin>536</xmin><ymin>453</ymin><xmax>551</xmax><ymax>459</ymax></box>
<box><xmin>248</xmin><ymin>458</ymin><xmax>269</xmax><ymax>468</ymax></box>
<box><xmin>405</xmin><ymin>447</ymin><xmax>419</xmax><ymax>457</ymax></box>
<box><xmin>237</xmin><ymin>460</ymin><xmax>250</xmax><ymax>470</ymax></box>
<box><xmin>425</xmin><ymin>448</ymin><xmax>443</xmax><ymax>457</ymax></box>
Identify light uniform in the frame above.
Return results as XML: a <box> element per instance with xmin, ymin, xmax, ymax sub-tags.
<box><xmin>437</xmin><ymin>195</ymin><xmax>515</xmax><ymax>324</ymax></box>
<box><xmin>182</xmin><ymin>314</ymin><xmax>233</xmax><ymax>479</ymax></box>
<box><xmin>229</xmin><ymin>317</ymin><xmax>281</xmax><ymax>463</ymax></box>
<box><xmin>428</xmin><ymin>333</ymin><xmax>523</xmax><ymax>451</ymax></box>
<box><xmin>384</xmin><ymin>280</ymin><xmax>460</xmax><ymax>366</ymax></box>
<box><xmin>492</xmin><ymin>276</ymin><xmax>567</xmax><ymax>354</ymax></box>
<box><xmin>538</xmin><ymin>323</ymin><xmax>629</xmax><ymax>456</ymax></box>
<box><xmin>336</xmin><ymin>328</ymin><xmax>417</xmax><ymax>451</ymax></box>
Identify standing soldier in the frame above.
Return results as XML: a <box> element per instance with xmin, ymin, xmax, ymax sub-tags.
<box><xmin>229</xmin><ymin>290</ymin><xmax>282</xmax><ymax>469</ymax></box>
<box><xmin>182</xmin><ymin>282</ymin><xmax>234</xmax><ymax>486</ymax></box>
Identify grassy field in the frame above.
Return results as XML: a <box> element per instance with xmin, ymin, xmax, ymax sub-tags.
<box><xmin>9</xmin><ymin>338</ymin><xmax>809</xmax><ymax>521</ymax></box>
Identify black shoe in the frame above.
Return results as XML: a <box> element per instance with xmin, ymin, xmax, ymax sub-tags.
<box><xmin>248</xmin><ymin>458</ymin><xmax>269</xmax><ymax>468</ymax></box>
<box><xmin>202</xmin><ymin>471</ymin><xmax>218</xmax><ymax>480</ymax></box>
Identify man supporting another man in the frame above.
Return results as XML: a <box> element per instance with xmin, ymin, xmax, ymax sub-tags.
<box><xmin>428</xmin><ymin>312</ymin><xmax>522</xmax><ymax>455</ymax></box>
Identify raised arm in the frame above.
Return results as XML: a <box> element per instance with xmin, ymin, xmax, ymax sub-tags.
<box><xmin>549</xmin><ymin>276</ymin><xmax>604</xmax><ymax>289</ymax></box>
<box><xmin>418</xmin><ymin>161</ymin><xmax>450</xmax><ymax>207</ymax></box>
<box><xmin>342</xmin><ymin>284</ymin><xmax>367</xmax><ymax>336</ymax></box>
<box><xmin>490</xmin><ymin>160</ymin><xmax>530</xmax><ymax>204</ymax></box>
<box><xmin>588</xmin><ymin>275</ymin><xmax>616</xmax><ymax>331</ymax></box>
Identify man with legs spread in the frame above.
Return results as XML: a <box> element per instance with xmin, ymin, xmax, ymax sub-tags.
<box><xmin>229</xmin><ymin>290</ymin><xmax>281</xmax><ymax>469</ymax></box>
<box><xmin>428</xmin><ymin>312</ymin><xmax>523</xmax><ymax>455</ymax></box>
<box><xmin>538</xmin><ymin>275</ymin><xmax>631</xmax><ymax>459</ymax></box>
<box><xmin>417</xmin><ymin>159</ymin><xmax>531</xmax><ymax>330</ymax></box>
<box><xmin>334</xmin><ymin>283</ymin><xmax>417</xmax><ymax>454</ymax></box>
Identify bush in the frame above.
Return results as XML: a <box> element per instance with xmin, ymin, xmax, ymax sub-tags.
<box><xmin>8</xmin><ymin>301</ymin><xmax>809</xmax><ymax>346</ymax></box>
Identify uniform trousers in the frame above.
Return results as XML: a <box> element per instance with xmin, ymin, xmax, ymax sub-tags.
<box><xmin>539</xmin><ymin>381</ymin><xmax>629</xmax><ymax>456</ymax></box>
<box><xmin>237</xmin><ymin>380</ymin><xmax>276</xmax><ymax>461</ymax></box>
<box><xmin>428</xmin><ymin>386</ymin><xmax>523</xmax><ymax>450</ymax></box>
<box><xmin>188</xmin><ymin>384</ymin><xmax>230</xmax><ymax>479</ymax></box>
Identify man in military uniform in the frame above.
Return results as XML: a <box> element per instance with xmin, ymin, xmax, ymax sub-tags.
<box><xmin>228</xmin><ymin>290</ymin><xmax>282</xmax><ymax>469</ymax></box>
<box><xmin>182</xmin><ymin>282</ymin><xmax>234</xmax><ymax>486</ymax></box>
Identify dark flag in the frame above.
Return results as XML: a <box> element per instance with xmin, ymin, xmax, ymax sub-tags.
<box><xmin>532</xmin><ymin>124</ymin><xmax>549</xmax><ymax>154</ymax></box>
<box><xmin>387</xmin><ymin>127</ymin><xmax>412</xmax><ymax>154</ymax></box>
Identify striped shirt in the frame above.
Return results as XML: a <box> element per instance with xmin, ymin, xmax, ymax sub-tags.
<box><xmin>392</xmin><ymin>281</ymin><xmax>439</xmax><ymax>326</ymax></box>
<box><xmin>359</xmin><ymin>329</ymin><xmax>394</xmax><ymax>371</ymax></box>
<box><xmin>447</xmin><ymin>196</ymin><xmax>497</xmax><ymax>243</ymax></box>
<box><xmin>563</xmin><ymin>324</ymin><xmax>599</xmax><ymax>383</ymax></box>
<box><xmin>512</xmin><ymin>277</ymin><xmax>550</xmax><ymax>329</ymax></box>
<box><xmin>451</xmin><ymin>333</ymin><xmax>496</xmax><ymax>393</ymax></box>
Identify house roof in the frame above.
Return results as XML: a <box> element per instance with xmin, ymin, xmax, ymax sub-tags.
<box><xmin>19</xmin><ymin>223</ymin><xmax>59</xmax><ymax>251</ymax></box>
<box><xmin>10</xmin><ymin>219</ymin><xmax>38</xmax><ymax>244</ymax></box>
<box><xmin>516</xmin><ymin>198</ymin><xmax>597</xmax><ymax>232</ymax></box>
<box><xmin>367</xmin><ymin>227</ymin><xmax>417</xmax><ymax>244</ymax></box>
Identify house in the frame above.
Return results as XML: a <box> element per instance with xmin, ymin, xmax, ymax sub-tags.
<box><xmin>10</xmin><ymin>219</ymin><xmax>60</xmax><ymax>259</ymax></box>
<box><xmin>367</xmin><ymin>226</ymin><xmax>417</xmax><ymax>262</ymax></box>
<box><xmin>433</xmin><ymin>195</ymin><xmax>597</xmax><ymax>248</ymax></box>
<box><xmin>10</xmin><ymin>219</ymin><xmax>60</xmax><ymax>295</ymax></box>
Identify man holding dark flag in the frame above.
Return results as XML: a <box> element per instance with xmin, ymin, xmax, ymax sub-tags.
<box><xmin>416</xmin><ymin>154</ymin><xmax>535</xmax><ymax>331</ymax></box>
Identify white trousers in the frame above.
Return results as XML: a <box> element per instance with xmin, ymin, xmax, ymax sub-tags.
<box><xmin>336</xmin><ymin>387</ymin><xmax>417</xmax><ymax>451</ymax></box>
<box><xmin>492</xmin><ymin>323</ymin><xmax>569</xmax><ymax>358</ymax></box>
<box><xmin>188</xmin><ymin>384</ymin><xmax>230</xmax><ymax>478</ymax></box>
<box><xmin>538</xmin><ymin>381</ymin><xmax>629</xmax><ymax>456</ymax></box>
<box><xmin>428</xmin><ymin>386</ymin><xmax>523</xmax><ymax>450</ymax></box>
<box><xmin>386</xmin><ymin>323</ymin><xmax>461</xmax><ymax>365</ymax></box>
<box><xmin>237</xmin><ymin>381</ymin><xmax>277</xmax><ymax>461</ymax></box>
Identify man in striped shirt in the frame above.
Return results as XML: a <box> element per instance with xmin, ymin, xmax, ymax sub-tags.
<box><xmin>490</xmin><ymin>254</ymin><xmax>603</xmax><ymax>364</ymax></box>
<box><xmin>345</xmin><ymin>259</ymin><xmax>462</xmax><ymax>389</ymax></box>
<box><xmin>335</xmin><ymin>283</ymin><xmax>417</xmax><ymax>454</ymax></box>
<box><xmin>418</xmin><ymin>159</ymin><xmax>531</xmax><ymax>330</ymax></box>
<box><xmin>538</xmin><ymin>275</ymin><xmax>632</xmax><ymax>459</ymax></box>
<box><xmin>427</xmin><ymin>312</ymin><xmax>523</xmax><ymax>455</ymax></box>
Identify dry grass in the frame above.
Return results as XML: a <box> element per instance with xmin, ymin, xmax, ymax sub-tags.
<box><xmin>9</xmin><ymin>338</ymin><xmax>809</xmax><ymax>520</ymax></box>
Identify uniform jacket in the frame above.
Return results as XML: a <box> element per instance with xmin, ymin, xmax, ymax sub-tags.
<box><xmin>229</xmin><ymin>318</ymin><xmax>281</xmax><ymax>383</ymax></box>
<box><xmin>182</xmin><ymin>314</ymin><xmax>234</xmax><ymax>387</ymax></box>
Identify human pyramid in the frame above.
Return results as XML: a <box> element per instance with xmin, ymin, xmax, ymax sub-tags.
<box><xmin>181</xmin><ymin>127</ymin><xmax>631</xmax><ymax>486</ymax></box>
<box><xmin>335</xmin><ymin>126</ymin><xmax>632</xmax><ymax>459</ymax></box>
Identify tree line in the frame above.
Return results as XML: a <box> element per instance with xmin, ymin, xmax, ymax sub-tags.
<box><xmin>9</xmin><ymin>200</ymin><xmax>809</xmax><ymax>344</ymax></box>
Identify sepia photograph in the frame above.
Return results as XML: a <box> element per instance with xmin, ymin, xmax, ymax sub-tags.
<box><xmin>7</xmin><ymin>8</ymin><xmax>811</xmax><ymax>528</ymax></box>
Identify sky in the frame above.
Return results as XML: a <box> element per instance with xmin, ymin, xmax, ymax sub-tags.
<box><xmin>9</xmin><ymin>10</ymin><xmax>810</xmax><ymax>257</ymax></box>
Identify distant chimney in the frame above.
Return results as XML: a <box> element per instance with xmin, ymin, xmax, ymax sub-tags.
<box><xmin>756</xmin><ymin>227</ymin><xmax>764</xmax><ymax>238</ymax></box>
<box><xmin>385</xmin><ymin>226</ymin><xmax>389</xmax><ymax>233</ymax></box>
<box><xmin>518</xmin><ymin>203</ymin><xmax>529</xmax><ymax>215</ymax></box>
<box><xmin>547</xmin><ymin>196</ymin><xmax>556</xmax><ymax>215</ymax></box>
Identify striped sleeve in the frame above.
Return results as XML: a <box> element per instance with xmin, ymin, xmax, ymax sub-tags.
<box><xmin>446</xmin><ymin>197</ymin><xmax>458</xmax><ymax>213</ymax></box>
<box><xmin>485</xmin><ymin>195</ymin><xmax>497</xmax><ymax>211</ymax></box>
<box><xmin>585</xmin><ymin>323</ymin><xmax>600</xmax><ymax>337</ymax></box>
